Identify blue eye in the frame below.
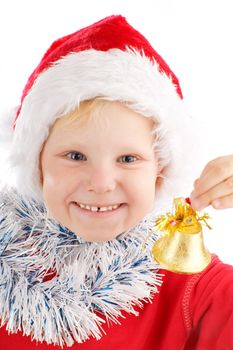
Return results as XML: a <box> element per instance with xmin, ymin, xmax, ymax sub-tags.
<box><xmin>120</xmin><ymin>155</ymin><xmax>137</xmax><ymax>163</ymax></box>
<box><xmin>67</xmin><ymin>152</ymin><xmax>86</xmax><ymax>161</ymax></box>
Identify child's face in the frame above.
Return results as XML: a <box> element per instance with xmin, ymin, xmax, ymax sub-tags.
<box><xmin>40</xmin><ymin>101</ymin><xmax>160</xmax><ymax>242</ymax></box>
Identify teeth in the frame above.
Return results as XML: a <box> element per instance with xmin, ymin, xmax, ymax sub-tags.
<box><xmin>77</xmin><ymin>203</ymin><xmax>120</xmax><ymax>212</ymax></box>
<box><xmin>99</xmin><ymin>207</ymin><xmax>108</xmax><ymax>212</ymax></box>
<box><xmin>91</xmin><ymin>206</ymin><xmax>98</xmax><ymax>212</ymax></box>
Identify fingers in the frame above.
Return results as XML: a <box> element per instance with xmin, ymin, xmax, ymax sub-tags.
<box><xmin>191</xmin><ymin>175</ymin><xmax>233</xmax><ymax>210</ymax></box>
<box><xmin>190</xmin><ymin>155</ymin><xmax>233</xmax><ymax>210</ymax></box>
<box><xmin>193</xmin><ymin>155</ymin><xmax>233</xmax><ymax>197</ymax></box>
<box><xmin>211</xmin><ymin>193</ymin><xmax>233</xmax><ymax>209</ymax></box>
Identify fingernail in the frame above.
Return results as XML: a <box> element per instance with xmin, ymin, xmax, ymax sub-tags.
<box><xmin>212</xmin><ymin>200</ymin><xmax>221</xmax><ymax>209</ymax></box>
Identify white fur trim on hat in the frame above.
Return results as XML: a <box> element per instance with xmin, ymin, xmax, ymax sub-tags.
<box><xmin>4</xmin><ymin>48</ymin><xmax>193</xmax><ymax>203</ymax></box>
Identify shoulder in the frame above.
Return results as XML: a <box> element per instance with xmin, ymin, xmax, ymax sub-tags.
<box><xmin>158</xmin><ymin>255</ymin><xmax>233</xmax><ymax>329</ymax></box>
<box><xmin>182</xmin><ymin>254</ymin><xmax>233</xmax><ymax>320</ymax></box>
<box><xmin>188</xmin><ymin>254</ymin><xmax>233</xmax><ymax>302</ymax></box>
<box><xmin>183</xmin><ymin>255</ymin><xmax>233</xmax><ymax>347</ymax></box>
<box><xmin>160</xmin><ymin>254</ymin><xmax>233</xmax><ymax>295</ymax></box>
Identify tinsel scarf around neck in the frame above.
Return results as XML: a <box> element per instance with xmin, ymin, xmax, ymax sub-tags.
<box><xmin>0</xmin><ymin>188</ymin><xmax>163</xmax><ymax>347</ymax></box>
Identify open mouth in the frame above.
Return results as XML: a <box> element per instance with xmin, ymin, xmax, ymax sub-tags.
<box><xmin>74</xmin><ymin>202</ymin><xmax>122</xmax><ymax>212</ymax></box>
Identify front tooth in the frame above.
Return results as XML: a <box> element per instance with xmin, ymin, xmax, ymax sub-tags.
<box><xmin>90</xmin><ymin>206</ymin><xmax>98</xmax><ymax>212</ymax></box>
<box><xmin>99</xmin><ymin>207</ymin><xmax>108</xmax><ymax>212</ymax></box>
<box><xmin>79</xmin><ymin>204</ymin><xmax>119</xmax><ymax>211</ymax></box>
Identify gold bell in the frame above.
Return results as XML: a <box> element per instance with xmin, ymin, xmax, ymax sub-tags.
<box><xmin>152</xmin><ymin>198</ymin><xmax>212</xmax><ymax>274</ymax></box>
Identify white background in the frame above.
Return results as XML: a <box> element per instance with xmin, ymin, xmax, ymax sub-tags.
<box><xmin>0</xmin><ymin>0</ymin><xmax>232</xmax><ymax>264</ymax></box>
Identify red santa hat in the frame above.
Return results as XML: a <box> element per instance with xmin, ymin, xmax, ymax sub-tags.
<box><xmin>1</xmin><ymin>15</ymin><xmax>192</xmax><ymax>202</ymax></box>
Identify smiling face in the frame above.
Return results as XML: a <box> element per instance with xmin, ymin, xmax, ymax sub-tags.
<box><xmin>40</xmin><ymin>100</ymin><xmax>160</xmax><ymax>242</ymax></box>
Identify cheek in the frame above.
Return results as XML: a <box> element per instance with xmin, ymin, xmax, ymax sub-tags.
<box><xmin>42</xmin><ymin>175</ymin><xmax>74</xmax><ymax>227</ymax></box>
<box><xmin>42</xmin><ymin>174</ymin><xmax>61</xmax><ymax>216</ymax></box>
<box><xmin>124</xmin><ymin>175</ymin><xmax>155</xmax><ymax>229</ymax></box>
<box><xmin>126</xmin><ymin>169</ymin><xmax>157</xmax><ymax>206</ymax></box>
<box><xmin>41</xmin><ymin>161</ymin><xmax>70</xmax><ymax>209</ymax></box>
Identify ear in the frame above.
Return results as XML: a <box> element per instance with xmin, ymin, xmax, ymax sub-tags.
<box><xmin>155</xmin><ymin>174</ymin><xmax>163</xmax><ymax>191</ymax></box>
<box><xmin>38</xmin><ymin>165</ymin><xmax>44</xmax><ymax>187</ymax></box>
<box><xmin>155</xmin><ymin>165</ymin><xmax>168</xmax><ymax>191</ymax></box>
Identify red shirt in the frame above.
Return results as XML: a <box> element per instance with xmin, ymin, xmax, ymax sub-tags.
<box><xmin>1</xmin><ymin>255</ymin><xmax>233</xmax><ymax>349</ymax></box>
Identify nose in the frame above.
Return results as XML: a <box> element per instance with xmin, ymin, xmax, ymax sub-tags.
<box><xmin>86</xmin><ymin>166</ymin><xmax>117</xmax><ymax>194</ymax></box>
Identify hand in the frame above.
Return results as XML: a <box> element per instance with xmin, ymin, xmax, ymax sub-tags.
<box><xmin>190</xmin><ymin>155</ymin><xmax>233</xmax><ymax>211</ymax></box>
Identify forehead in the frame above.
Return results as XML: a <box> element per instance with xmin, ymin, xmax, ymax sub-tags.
<box><xmin>53</xmin><ymin>100</ymin><xmax>155</xmax><ymax>132</ymax></box>
<box><xmin>42</xmin><ymin>101</ymin><xmax>155</xmax><ymax>157</ymax></box>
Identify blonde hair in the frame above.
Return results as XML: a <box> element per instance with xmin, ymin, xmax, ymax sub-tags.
<box><xmin>63</xmin><ymin>99</ymin><xmax>104</xmax><ymax>125</ymax></box>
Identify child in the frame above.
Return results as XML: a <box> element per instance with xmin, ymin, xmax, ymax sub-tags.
<box><xmin>0</xmin><ymin>15</ymin><xmax>232</xmax><ymax>350</ymax></box>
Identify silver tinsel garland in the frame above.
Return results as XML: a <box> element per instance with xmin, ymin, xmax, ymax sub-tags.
<box><xmin>0</xmin><ymin>188</ymin><xmax>163</xmax><ymax>347</ymax></box>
